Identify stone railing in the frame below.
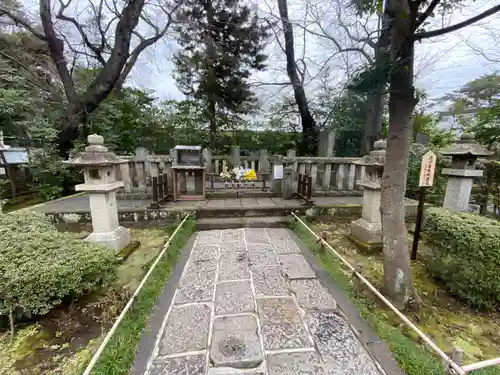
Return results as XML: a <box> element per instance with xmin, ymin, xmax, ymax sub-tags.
<box><xmin>282</xmin><ymin>156</ymin><xmax>363</xmax><ymax>192</ymax></box>
<box><xmin>114</xmin><ymin>150</ymin><xmax>362</xmax><ymax>196</ymax></box>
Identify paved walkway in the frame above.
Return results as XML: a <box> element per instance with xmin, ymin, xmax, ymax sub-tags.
<box><xmin>35</xmin><ymin>195</ymin><xmax>362</xmax><ymax>213</ymax></box>
<box><xmin>139</xmin><ymin>228</ymin><xmax>384</xmax><ymax>375</ymax></box>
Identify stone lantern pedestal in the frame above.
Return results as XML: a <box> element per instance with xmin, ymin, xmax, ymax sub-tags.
<box><xmin>66</xmin><ymin>134</ymin><xmax>131</xmax><ymax>251</ymax></box>
<box><xmin>349</xmin><ymin>140</ymin><xmax>386</xmax><ymax>252</ymax></box>
<box><xmin>441</xmin><ymin>133</ymin><xmax>492</xmax><ymax>212</ymax></box>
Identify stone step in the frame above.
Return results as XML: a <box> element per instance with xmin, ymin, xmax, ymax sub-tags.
<box><xmin>206</xmin><ymin>190</ymin><xmax>275</xmax><ymax>199</ymax></box>
<box><xmin>196</xmin><ymin>206</ymin><xmax>287</xmax><ymax>219</ymax></box>
<box><xmin>196</xmin><ymin>216</ymin><xmax>288</xmax><ymax>230</ymax></box>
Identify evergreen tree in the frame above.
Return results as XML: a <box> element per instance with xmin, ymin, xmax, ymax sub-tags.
<box><xmin>173</xmin><ymin>0</ymin><xmax>269</xmax><ymax>148</ymax></box>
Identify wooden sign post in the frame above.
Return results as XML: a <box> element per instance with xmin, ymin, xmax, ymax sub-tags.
<box><xmin>411</xmin><ymin>151</ymin><xmax>436</xmax><ymax>260</ymax></box>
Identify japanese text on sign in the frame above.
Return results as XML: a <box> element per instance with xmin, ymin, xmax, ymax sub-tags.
<box><xmin>419</xmin><ymin>151</ymin><xmax>436</xmax><ymax>187</ymax></box>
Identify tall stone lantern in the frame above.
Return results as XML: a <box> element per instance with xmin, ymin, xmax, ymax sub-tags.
<box><xmin>66</xmin><ymin>134</ymin><xmax>131</xmax><ymax>251</ymax></box>
<box><xmin>349</xmin><ymin>140</ymin><xmax>386</xmax><ymax>252</ymax></box>
<box><xmin>441</xmin><ymin>133</ymin><xmax>492</xmax><ymax>212</ymax></box>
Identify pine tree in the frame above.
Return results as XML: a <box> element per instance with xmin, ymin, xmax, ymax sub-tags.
<box><xmin>173</xmin><ymin>0</ymin><xmax>269</xmax><ymax>148</ymax></box>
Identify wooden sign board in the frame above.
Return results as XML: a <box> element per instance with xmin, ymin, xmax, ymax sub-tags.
<box><xmin>419</xmin><ymin>151</ymin><xmax>437</xmax><ymax>187</ymax></box>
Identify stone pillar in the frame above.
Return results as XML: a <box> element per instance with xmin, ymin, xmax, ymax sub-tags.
<box><xmin>282</xmin><ymin>167</ymin><xmax>294</xmax><ymax>200</ymax></box>
<box><xmin>135</xmin><ymin>162</ymin><xmax>146</xmax><ymax>191</ymax></box>
<box><xmin>318</xmin><ymin>129</ymin><xmax>335</xmax><ymax>157</ymax></box>
<box><xmin>441</xmin><ymin>133</ymin><xmax>492</xmax><ymax>212</ymax></box>
<box><xmin>230</xmin><ymin>146</ymin><xmax>241</xmax><ymax>167</ymax></box>
<box><xmin>178</xmin><ymin>171</ymin><xmax>187</xmax><ymax>194</ymax></box>
<box><xmin>203</xmin><ymin>148</ymin><xmax>213</xmax><ymax>173</ymax></box>
<box><xmin>66</xmin><ymin>134</ymin><xmax>131</xmax><ymax>251</ymax></box>
<box><xmin>258</xmin><ymin>149</ymin><xmax>269</xmax><ymax>173</ymax></box>
<box><xmin>119</xmin><ymin>162</ymin><xmax>132</xmax><ymax>193</ymax></box>
<box><xmin>349</xmin><ymin>140</ymin><xmax>386</xmax><ymax>253</ymax></box>
<box><xmin>272</xmin><ymin>156</ymin><xmax>284</xmax><ymax>195</ymax></box>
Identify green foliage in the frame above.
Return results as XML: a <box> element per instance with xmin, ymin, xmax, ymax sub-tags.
<box><xmin>0</xmin><ymin>211</ymin><xmax>117</xmax><ymax>321</ymax></box>
<box><xmin>173</xmin><ymin>0</ymin><xmax>270</xmax><ymax>137</ymax></box>
<box><xmin>423</xmin><ymin>207</ymin><xmax>500</xmax><ymax>309</ymax></box>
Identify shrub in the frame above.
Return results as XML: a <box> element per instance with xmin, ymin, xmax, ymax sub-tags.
<box><xmin>423</xmin><ymin>207</ymin><xmax>500</xmax><ymax>309</ymax></box>
<box><xmin>0</xmin><ymin>212</ymin><xmax>117</xmax><ymax>325</ymax></box>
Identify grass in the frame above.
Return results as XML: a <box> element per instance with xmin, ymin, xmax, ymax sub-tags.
<box><xmin>0</xmin><ymin>219</ymin><xmax>195</xmax><ymax>375</ymax></box>
<box><xmin>290</xmin><ymin>218</ymin><xmax>500</xmax><ymax>375</ymax></box>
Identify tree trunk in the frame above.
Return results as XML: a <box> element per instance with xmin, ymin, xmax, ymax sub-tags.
<box><xmin>277</xmin><ymin>0</ymin><xmax>318</xmax><ymax>155</ymax></box>
<box><xmin>204</xmin><ymin>0</ymin><xmax>218</xmax><ymax>150</ymax></box>
<box><xmin>380</xmin><ymin>0</ymin><xmax>417</xmax><ymax>309</ymax></box>
<box><xmin>208</xmin><ymin>99</ymin><xmax>217</xmax><ymax>149</ymax></box>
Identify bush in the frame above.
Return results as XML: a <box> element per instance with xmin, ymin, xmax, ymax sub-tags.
<box><xmin>423</xmin><ymin>207</ymin><xmax>500</xmax><ymax>309</ymax></box>
<box><xmin>0</xmin><ymin>212</ymin><xmax>117</xmax><ymax>323</ymax></box>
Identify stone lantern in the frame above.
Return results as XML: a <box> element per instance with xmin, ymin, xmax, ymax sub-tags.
<box><xmin>440</xmin><ymin>133</ymin><xmax>492</xmax><ymax>212</ymax></box>
<box><xmin>349</xmin><ymin>140</ymin><xmax>386</xmax><ymax>252</ymax></box>
<box><xmin>66</xmin><ymin>134</ymin><xmax>131</xmax><ymax>251</ymax></box>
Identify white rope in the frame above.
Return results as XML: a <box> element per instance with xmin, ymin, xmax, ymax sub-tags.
<box><xmin>82</xmin><ymin>214</ymin><xmax>191</xmax><ymax>375</ymax></box>
<box><xmin>291</xmin><ymin>212</ymin><xmax>466</xmax><ymax>375</ymax></box>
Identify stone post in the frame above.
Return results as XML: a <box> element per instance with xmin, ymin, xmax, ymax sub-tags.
<box><xmin>203</xmin><ymin>148</ymin><xmax>213</xmax><ymax>173</ymax></box>
<box><xmin>258</xmin><ymin>149</ymin><xmax>269</xmax><ymax>173</ymax></box>
<box><xmin>441</xmin><ymin>133</ymin><xmax>492</xmax><ymax>212</ymax></box>
<box><xmin>349</xmin><ymin>140</ymin><xmax>386</xmax><ymax>253</ymax></box>
<box><xmin>66</xmin><ymin>134</ymin><xmax>131</xmax><ymax>251</ymax></box>
<box><xmin>119</xmin><ymin>161</ymin><xmax>132</xmax><ymax>193</ymax></box>
<box><xmin>282</xmin><ymin>167</ymin><xmax>294</xmax><ymax>199</ymax></box>
<box><xmin>272</xmin><ymin>155</ymin><xmax>284</xmax><ymax>195</ymax></box>
<box><xmin>230</xmin><ymin>146</ymin><xmax>241</xmax><ymax>167</ymax></box>
<box><xmin>318</xmin><ymin>129</ymin><xmax>335</xmax><ymax>157</ymax></box>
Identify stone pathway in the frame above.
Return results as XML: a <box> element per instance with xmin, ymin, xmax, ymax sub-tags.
<box><xmin>144</xmin><ymin>228</ymin><xmax>384</xmax><ymax>375</ymax></box>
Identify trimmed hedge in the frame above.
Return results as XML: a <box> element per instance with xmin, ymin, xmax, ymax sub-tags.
<box><xmin>0</xmin><ymin>212</ymin><xmax>117</xmax><ymax>321</ymax></box>
<box><xmin>423</xmin><ymin>207</ymin><xmax>500</xmax><ymax>309</ymax></box>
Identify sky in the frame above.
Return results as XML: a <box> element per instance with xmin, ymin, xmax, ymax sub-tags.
<box><xmin>127</xmin><ymin>0</ymin><xmax>500</xmax><ymax>114</ymax></box>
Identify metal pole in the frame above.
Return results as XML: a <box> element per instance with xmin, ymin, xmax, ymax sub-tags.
<box><xmin>82</xmin><ymin>214</ymin><xmax>191</xmax><ymax>375</ymax></box>
<box><xmin>291</xmin><ymin>213</ymin><xmax>466</xmax><ymax>375</ymax></box>
<box><xmin>411</xmin><ymin>186</ymin><xmax>426</xmax><ymax>260</ymax></box>
<box><xmin>462</xmin><ymin>357</ymin><xmax>500</xmax><ymax>373</ymax></box>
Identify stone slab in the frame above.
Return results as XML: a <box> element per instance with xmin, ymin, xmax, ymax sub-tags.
<box><xmin>247</xmin><ymin>244</ymin><xmax>278</xmax><ymax>267</ymax></box>
<box><xmin>215</xmin><ymin>280</ymin><xmax>255</xmax><ymax>315</ymax></box>
<box><xmin>267</xmin><ymin>351</ymin><xmax>325</xmax><ymax>375</ymax></box>
<box><xmin>221</xmin><ymin>229</ymin><xmax>245</xmax><ymax>242</ymax></box>
<box><xmin>306</xmin><ymin>311</ymin><xmax>380</xmax><ymax>375</ymax></box>
<box><xmin>191</xmin><ymin>245</ymin><xmax>219</xmax><ymax>261</ymax></box>
<box><xmin>210</xmin><ymin>315</ymin><xmax>264</xmax><ymax>368</ymax></box>
<box><xmin>175</xmin><ymin>259</ymin><xmax>217</xmax><ymax>304</ymax></box>
<box><xmin>219</xmin><ymin>252</ymin><xmax>249</xmax><ymax>281</ymax></box>
<box><xmin>198</xmin><ymin>230</ymin><xmax>221</xmax><ymax>244</ymax></box>
<box><xmin>290</xmin><ymin>279</ymin><xmax>337</xmax><ymax>311</ymax></box>
<box><xmin>251</xmin><ymin>266</ymin><xmax>289</xmax><ymax>297</ymax></box>
<box><xmin>266</xmin><ymin>228</ymin><xmax>291</xmax><ymax>240</ymax></box>
<box><xmin>270</xmin><ymin>239</ymin><xmax>301</xmax><ymax>254</ymax></box>
<box><xmin>159</xmin><ymin>304</ymin><xmax>211</xmax><ymax>355</ymax></box>
<box><xmin>207</xmin><ymin>368</ymin><xmax>265</xmax><ymax>375</ymax></box>
<box><xmin>244</xmin><ymin>228</ymin><xmax>270</xmax><ymax>244</ymax></box>
<box><xmin>257</xmin><ymin>297</ymin><xmax>310</xmax><ymax>350</ymax></box>
<box><xmin>149</xmin><ymin>354</ymin><xmax>206</xmax><ymax>375</ymax></box>
<box><xmin>279</xmin><ymin>254</ymin><xmax>316</xmax><ymax>279</ymax></box>
<box><xmin>220</xmin><ymin>242</ymin><xmax>247</xmax><ymax>252</ymax></box>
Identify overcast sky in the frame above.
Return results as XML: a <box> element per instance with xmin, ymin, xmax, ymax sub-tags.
<box><xmin>126</xmin><ymin>0</ymin><xmax>499</xmax><ymax>113</ymax></box>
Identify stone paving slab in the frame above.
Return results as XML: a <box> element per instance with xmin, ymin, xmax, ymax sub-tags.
<box><xmin>198</xmin><ymin>230</ymin><xmax>222</xmax><ymax>244</ymax></box>
<box><xmin>265</xmin><ymin>228</ymin><xmax>291</xmax><ymax>240</ymax></box>
<box><xmin>247</xmin><ymin>244</ymin><xmax>278</xmax><ymax>267</ymax></box>
<box><xmin>219</xmin><ymin>252</ymin><xmax>249</xmax><ymax>281</ymax></box>
<box><xmin>149</xmin><ymin>354</ymin><xmax>206</xmax><ymax>375</ymax></box>
<box><xmin>191</xmin><ymin>244</ymin><xmax>219</xmax><ymax>261</ymax></box>
<box><xmin>159</xmin><ymin>304</ymin><xmax>211</xmax><ymax>355</ymax></box>
<box><xmin>267</xmin><ymin>351</ymin><xmax>325</xmax><ymax>375</ymax></box>
<box><xmin>257</xmin><ymin>297</ymin><xmax>311</xmax><ymax>350</ymax></box>
<box><xmin>278</xmin><ymin>254</ymin><xmax>316</xmax><ymax>279</ymax></box>
<box><xmin>215</xmin><ymin>280</ymin><xmax>255</xmax><ymax>315</ymax></box>
<box><xmin>270</xmin><ymin>238</ymin><xmax>301</xmax><ymax>254</ymax></box>
<box><xmin>175</xmin><ymin>259</ymin><xmax>217</xmax><ymax>304</ymax></box>
<box><xmin>290</xmin><ymin>279</ymin><xmax>337</xmax><ymax>310</ymax></box>
<box><xmin>210</xmin><ymin>315</ymin><xmax>263</xmax><ymax>368</ymax></box>
<box><xmin>306</xmin><ymin>311</ymin><xmax>381</xmax><ymax>375</ymax></box>
<box><xmin>251</xmin><ymin>266</ymin><xmax>289</xmax><ymax>297</ymax></box>
<box><xmin>244</xmin><ymin>228</ymin><xmax>270</xmax><ymax>244</ymax></box>
<box><xmin>221</xmin><ymin>228</ymin><xmax>245</xmax><ymax>242</ymax></box>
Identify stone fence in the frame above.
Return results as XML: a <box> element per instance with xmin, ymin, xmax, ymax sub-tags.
<box><xmin>114</xmin><ymin>148</ymin><xmax>363</xmax><ymax>196</ymax></box>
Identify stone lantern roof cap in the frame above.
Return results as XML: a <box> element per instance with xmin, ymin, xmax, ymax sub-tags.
<box><xmin>440</xmin><ymin>132</ymin><xmax>492</xmax><ymax>157</ymax></box>
<box><xmin>66</xmin><ymin>134</ymin><xmax>126</xmax><ymax>167</ymax></box>
<box><xmin>355</xmin><ymin>139</ymin><xmax>386</xmax><ymax>167</ymax></box>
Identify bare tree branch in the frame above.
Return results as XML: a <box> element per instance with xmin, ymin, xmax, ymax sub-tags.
<box><xmin>415</xmin><ymin>4</ymin><xmax>500</xmax><ymax>40</ymax></box>
<box><xmin>0</xmin><ymin>7</ymin><xmax>46</xmax><ymax>40</ymax></box>
<box><xmin>414</xmin><ymin>0</ymin><xmax>439</xmax><ymax>31</ymax></box>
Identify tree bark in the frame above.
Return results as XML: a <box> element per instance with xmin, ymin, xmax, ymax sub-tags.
<box><xmin>277</xmin><ymin>0</ymin><xmax>318</xmax><ymax>155</ymax></box>
<box><xmin>380</xmin><ymin>0</ymin><xmax>417</xmax><ymax>309</ymax></box>
<box><xmin>204</xmin><ymin>0</ymin><xmax>218</xmax><ymax>149</ymax></box>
